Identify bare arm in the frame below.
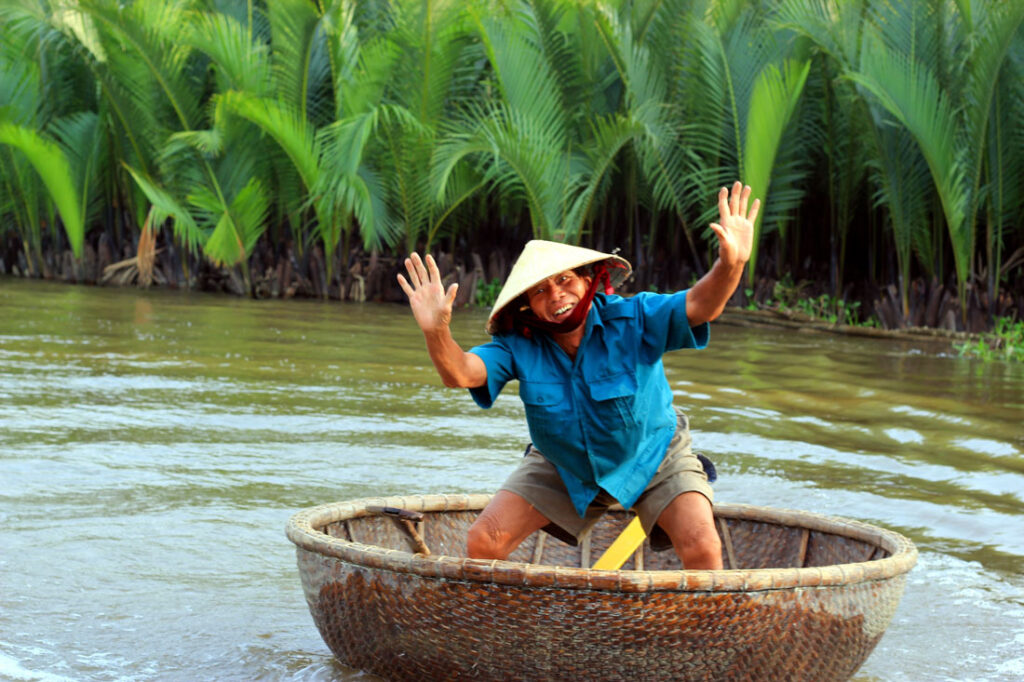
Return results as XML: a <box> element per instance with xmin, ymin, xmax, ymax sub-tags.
<box><xmin>397</xmin><ymin>253</ymin><xmax>488</xmax><ymax>388</ymax></box>
<box><xmin>686</xmin><ymin>182</ymin><xmax>761</xmax><ymax>326</ymax></box>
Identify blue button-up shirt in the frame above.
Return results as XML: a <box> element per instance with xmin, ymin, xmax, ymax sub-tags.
<box><xmin>468</xmin><ymin>291</ymin><xmax>709</xmax><ymax>517</ymax></box>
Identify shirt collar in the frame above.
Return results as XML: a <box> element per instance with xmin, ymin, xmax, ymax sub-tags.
<box><xmin>586</xmin><ymin>293</ymin><xmax>608</xmax><ymax>334</ymax></box>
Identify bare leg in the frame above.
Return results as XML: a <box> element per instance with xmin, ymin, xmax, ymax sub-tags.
<box><xmin>467</xmin><ymin>490</ymin><xmax>550</xmax><ymax>560</ymax></box>
<box><xmin>656</xmin><ymin>491</ymin><xmax>723</xmax><ymax>569</ymax></box>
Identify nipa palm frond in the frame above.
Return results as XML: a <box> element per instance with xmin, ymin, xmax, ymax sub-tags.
<box><xmin>80</xmin><ymin>0</ymin><xmax>204</xmax><ymax>132</ymax></box>
<box><xmin>48</xmin><ymin>111</ymin><xmax>107</xmax><ymax>228</ymax></box>
<box><xmin>123</xmin><ymin>164</ymin><xmax>204</xmax><ymax>254</ymax></box>
<box><xmin>184</xmin><ymin>10</ymin><xmax>272</xmax><ymax>96</ymax></box>
<box><xmin>216</xmin><ymin>91</ymin><xmax>320</xmax><ymax>193</ymax></box>
<box><xmin>0</xmin><ymin>121</ymin><xmax>84</xmax><ymax>257</ymax></box>
<box><xmin>961</xmin><ymin>2</ymin><xmax>1024</xmax><ymax>210</ymax></box>
<box><xmin>850</xmin><ymin>29</ymin><xmax>968</xmax><ymax>284</ymax></box>
<box><xmin>471</xmin><ymin>3</ymin><xmax>568</xmax><ymax>149</ymax></box>
<box><xmin>266</xmin><ymin>0</ymin><xmax>324</xmax><ymax>118</ymax></box>
<box><xmin>203</xmin><ymin>176</ymin><xmax>270</xmax><ymax>267</ymax></box>
<box><xmin>743</xmin><ymin>58</ymin><xmax>811</xmax><ymax>279</ymax></box>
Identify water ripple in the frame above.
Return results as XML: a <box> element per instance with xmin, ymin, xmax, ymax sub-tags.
<box><xmin>2</xmin><ymin>280</ymin><xmax>1021</xmax><ymax>681</ymax></box>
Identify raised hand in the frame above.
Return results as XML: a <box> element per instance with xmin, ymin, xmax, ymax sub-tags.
<box><xmin>710</xmin><ymin>181</ymin><xmax>760</xmax><ymax>269</ymax></box>
<box><xmin>397</xmin><ymin>253</ymin><xmax>458</xmax><ymax>333</ymax></box>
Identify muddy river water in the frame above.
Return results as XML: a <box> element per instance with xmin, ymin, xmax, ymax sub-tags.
<box><xmin>1</xmin><ymin>278</ymin><xmax>1022</xmax><ymax>681</ymax></box>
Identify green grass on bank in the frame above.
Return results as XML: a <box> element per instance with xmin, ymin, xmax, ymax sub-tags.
<box><xmin>956</xmin><ymin>318</ymin><xmax>1024</xmax><ymax>363</ymax></box>
<box><xmin>745</xmin><ymin>274</ymin><xmax>878</xmax><ymax>328</ymax></box>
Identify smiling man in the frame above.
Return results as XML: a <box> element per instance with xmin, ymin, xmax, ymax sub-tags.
<box><xmin>397</xmin><ymin>182</ymin><xmax>760</xmax><ymax>569</ymax></box>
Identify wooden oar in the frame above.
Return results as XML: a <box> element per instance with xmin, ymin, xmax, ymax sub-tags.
<box><xmin>366</xmin><ymin>505</ymin><xmax>431</xmax><ymax>555</ymax></box>
<box><xmin>592</xmin><ymin>516</ymin><xmax>646</xmax><ymax>570</ymax></box>
<box><xmin>592</xmin><ymin>454</ymin><xmax>718</xmax><ymax>570</ymax></box>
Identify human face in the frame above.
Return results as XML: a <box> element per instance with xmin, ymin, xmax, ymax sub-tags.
<box><xmin>525</xmin><ymin>270</ymin><xmax>591</xmax><ymax>324</ymax></box>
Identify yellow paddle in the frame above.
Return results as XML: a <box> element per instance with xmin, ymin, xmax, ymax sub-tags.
<box><xmin>592</xmin><ymin>516</ymin><xmax>646</xmax><ymax>570</ymax></box>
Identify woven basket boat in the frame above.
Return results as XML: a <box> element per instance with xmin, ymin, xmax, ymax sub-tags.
<box><xmin>287</xmin><ymin>494</ymin><xmax>916</xmax><ymax>681</ymax></box>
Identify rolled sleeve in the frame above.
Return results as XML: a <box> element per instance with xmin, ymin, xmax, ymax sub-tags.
<box><xmin>467</xmin><ymin>340</ymin><xmax>515</xmax><ymax>409</ymax></box>
<box><xmin>636</xmin><ymin>290</ymin><xmax>710</xmax><ymax>356</ymax></box>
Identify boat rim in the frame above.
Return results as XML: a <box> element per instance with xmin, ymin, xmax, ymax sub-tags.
<box><xmin>286</xmin><ymin>493</ymin><xmax>918</xmax><ymax>593</ymax></box>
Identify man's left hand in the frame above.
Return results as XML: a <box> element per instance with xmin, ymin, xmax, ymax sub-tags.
<box><xmin>710</xmin><ymin>181</ymin><xmax>760</xmax><ymax>268</ymax></box>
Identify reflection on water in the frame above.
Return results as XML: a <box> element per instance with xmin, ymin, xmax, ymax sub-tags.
<box><xmin>1</xmin><ymin>278</ymin><xmax>1022</xmax><ymax>681</ymax></box>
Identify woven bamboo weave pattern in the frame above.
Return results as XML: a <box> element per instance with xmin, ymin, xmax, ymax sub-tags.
<box><xmin>287</xmin><ymin>494</ymin><xmax>916</xmax><ymax>681</ymax></box>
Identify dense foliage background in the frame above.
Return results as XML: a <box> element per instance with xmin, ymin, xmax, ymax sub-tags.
<box><xmin>1</xmin><ymin>0</ymin><xmax>1022</xmax><ymax>330</ymax></box>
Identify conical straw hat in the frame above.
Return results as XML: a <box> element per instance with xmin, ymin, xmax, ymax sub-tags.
<box><xmin>485</xmin><ymin>240</ymin><xmax>632</xmax><ymax>334</ymax></box>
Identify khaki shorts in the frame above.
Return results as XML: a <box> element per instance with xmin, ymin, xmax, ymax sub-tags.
<box><xmin>499</xmin><ymin>408</ymin><xmax>713</xmax><ymax>552</ymax></box>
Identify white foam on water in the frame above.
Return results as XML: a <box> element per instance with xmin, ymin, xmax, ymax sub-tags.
<box><xmin>0</xmin><ymin>650</ymin><xmax>74</xmax><ymax>682</ymax></box>
<box><xmin>883</xmin><ymin>427</ymin><xmax>925</xmax><ymax>444</ymax></box>
<box><xmin>994</xmin><ymin>656</ymin><xmax>1024</xmax><ymax>678</ymax></box>
<box><xmin>877</xmin><ymin>552</ymin><xmax>1024</xmax><ymax>680</ymax></box>
<box><xmin>951</xmin><ymin>436</ymin><xmax>1019</xmax><ymax>457</ymax></box>
<box><xmin>992</xmin><ymin>620</ymin><xmax>1024</xmax><ymax>677</ymax></box>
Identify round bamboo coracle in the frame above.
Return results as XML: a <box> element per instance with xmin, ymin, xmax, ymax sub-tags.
<box><xmin>287</xmin><ymin>494</ymin><xmax>917</xmax><ymax>681</ymax></box>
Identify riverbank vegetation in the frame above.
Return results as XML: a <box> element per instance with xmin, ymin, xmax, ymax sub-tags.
<box><xmin>1</xmin><ymin>0</ymin><xmax>1022</xmax><ymax>334</ymax></box>
<box><xmin>956</xmin><ymin>317</ymin><xmax>1024</xmax><ymax>363</ymax></box>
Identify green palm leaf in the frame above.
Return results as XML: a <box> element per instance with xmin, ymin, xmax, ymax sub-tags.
<box><xmin>593</xmin><ymin>3</ymin><xmax>707</xmax><ymax>264</ymax></box>
<box><xmin>123</xmin><ymin>164</ymin><xmax>204</xmax><ymax>253</ymax></box>
<box><xmin>470</xmin><ymin>3</ymin><xmax>568</xmax><ymax>149</ymax></box>
<box><xmin>49</xmin><ymin>111</ymin><xmax>107</xmax><ymax>229</ymax></box>
<box><xmin>593</xmin><ymin>5</ymin><xmax>665</xmax><ymax>112</ymax></box>
<box><xmin>215</xmin><ymin>91</ymin><xmax>320</xmax><ymax>193</ymax></box>
<box><xmin>320</xmin><ymin>0</ymin><xmax>479</xmax><ymax>252</ymax></box>
<box><xmin>386</xmin><ymin>0</ymin><xmax>470</xmax><ymax>124</ymax></box>
<box><xmin>436</xmin><ymin>102</ymin><xmax>565</xmax><ymax>239</ymax></box>
<box><xmin>984</xmin><ymin>43</ymin><xmax>1024</xmax><ymax>288</ymax></box>
<box><xmin>322</xmin><ymin>0</ymin><xmax>361</xmax><ymax>119</ymax></box>
<box><xmin>185</xmin><ymin>11</ymin><xmax>271</xmax><ymax>95</ymax></box>
<box><xmin>672</xmin><ymin>11</ymin><xmax>736</xmax><ymax>209</ymax></box>
<box><xmin>267</xmin><ymin>0</ymin><xmax>324</xmax><ymax>120</ymax></box>
<box><xmin>961</xmin><ymin>2</ymin><xmax>1024</xmax><ymax>227</ymax></box>
<box><xmin>437</xmin><ymin>1</ymin><xmax>606</xmax><ymax>242</ymax></box>
<box><xmin>867</xmin><ymin>116</ymin><xmax>933</xmax><ymax>287</ymax></box>
<box><xmin>330</xmin><ymin>21</ymin><xmax>401</xmax><ymax>119</ymax></box>
<box><xmin>566</xmin><ymin>112</ymin><xmax>649</xmax><ymax>242</ymax></box>
<box><xmin>0</xmin><ymin>122</ymin><xmax>84</xmax><ymax>257</ymax></box>
<box><xmin>743</xmin><ymin>58</ymin><xmax>811</xmax><ymax>283</ymax></box>
<box><xmin>203</xmin><ymin>176</ymin><xmax>269</xmax><ymax>267</ymax></box>
<box><xmin>776</xmin><ymin>0</ymin><xmax>865</xmax><ymax>68</ymax></box>
<box><xmin>79</xmin><ymin>0</ymin><xmax>202</xmax><ymax>132</ymax></box>
<box><xmin>718</xmin><ymin>8</ymin><xmax>781</xmax><ymax>181</ymax></box>
<box><xmin>316</xmin><ymin>106</ymin><xmax>410</xmax><ymax>249</ymax></box>
<box><xmin>848</xmin><ymin>31</ymin><xmax>969</xmax><ymax>299</ymax></box>
<box><xmin>0</xmin><ymin>45</ymin><xmax>42</xmax><ymax>126</ymax></box>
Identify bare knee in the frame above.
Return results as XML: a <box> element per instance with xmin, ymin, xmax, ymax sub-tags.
<box><xmin>466</xmin><ymin>490</ymin><xmax>548</xmax><ymax>560</ymax></box>
<box><xmin>658</xmin><ymin>492</ymin><xmax>723</xmax><ymax>570</ymax></box>
<box><xmin>674</xmin><ymin>522</ymin><xmax>722</xmax><ymax>570</ymax></box>
<box><xmin>467</xmin><ymin>514</ymin><xmax>515</xmax><ymax>560</ymax></box>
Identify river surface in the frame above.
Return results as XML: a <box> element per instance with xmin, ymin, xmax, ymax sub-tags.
<box><xmin>1</xmin><ymin>278</ymin><xmax>1022</xmax><ymax>681</ymax></box>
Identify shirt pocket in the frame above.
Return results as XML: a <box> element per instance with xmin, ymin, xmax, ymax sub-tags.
<box><xmin>519</xmin><ymin>381</ymin><xmax>570</xmax><ymax>434</ymax></box>
<box><xmin>587</xmin><ymin>370</ymin><xmax>640</xmax><ymax>431</ymax></box>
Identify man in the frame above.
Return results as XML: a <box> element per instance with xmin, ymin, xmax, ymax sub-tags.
<box><xmin>397</xmin><ymin>182</ymin><xmax>759</xmax><ymax>569</ymax></box>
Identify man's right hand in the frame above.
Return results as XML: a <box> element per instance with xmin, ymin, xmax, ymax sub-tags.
<box><xmin>397</xmin><ymin>253</ymin><xmax>459</xmax><ymax>333</ymax></box>
<box><xmin>396</xmin><ymin>252</ymin><xmax>487</xmax><ymax>389</ymax></box>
